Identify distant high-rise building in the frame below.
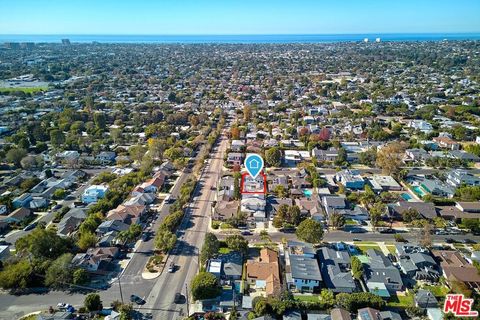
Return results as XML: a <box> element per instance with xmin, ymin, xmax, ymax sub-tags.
<box><xmin>363</xmin><ymin>38</ymin><xmax>369</xmax><ymax>43</ymax></box>
<box><xmin>61</xmin><ymin>39</ymin><xmax>71</xmax><ymax>45</ymax></box>
<box><xmin>375</xmin><ymin>37</ymin><xmax>381</xmax><ymax>43</ymax></box>
<box><xmin>4</xmin><ymin>42</ymin><xmax>20</xmax><ymax>49</ymax></box>
<box><xmin>20</xmin><ymin>42</ymin><xmax>35</xmax><ymax>49</ymax></box>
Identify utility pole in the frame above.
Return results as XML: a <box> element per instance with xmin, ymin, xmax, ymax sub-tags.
<box><xmin>118</xmin><ymin>274</ymin><xmax>124</xmax><ymax>304</ymax></box>
<box><xmin>185</xmin><ymin>283</ymin><xmax>190</xmax><ymax>317</ymax></box>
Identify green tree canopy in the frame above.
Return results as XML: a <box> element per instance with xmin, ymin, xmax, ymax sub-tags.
<box><xmin>190</xmin><ymin>272</ymin><xmax>222</xmax><ymax>301</ymax></box>
<box><xmin>296</xmin><ymin>219</ymin><xmax>323</xmax><ymax>243</ymax></box>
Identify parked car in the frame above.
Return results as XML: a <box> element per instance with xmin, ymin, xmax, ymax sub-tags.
<box><xmin>445</xmin><ymin>238</ymin><xmax>456</xmax><ymax>244</ymax></box>
<box><xmin>241</xmin><ymin>230</ymin><xmax>252</xmax><ymax>236</ymax></box>
<box><xmin>174</xmin><ymin>293</ymin><xmax>184</xmax><ymax>304</ymax></box>
<box><xmin>349</xmin><ymin>228</ymin><xmax>366</xmax><ymax>234</ymax></box>
<box><xmin>168</xmin><ymin>262</ymin><xmax>176</xmax><ymax>273</ymax></box>
<box><xmin>379</xmin><ymin>228</ymin><xmax>395</xmax><ymax>234</ymax></box>
<box><xmin>130</xmin><ymin>294</ymin><xmax>145</xmax><ymax>305</ymax></box>
<box><xmin>23</xmin><ymin>222</ymin><xmax>37</xmax><ymax>231</ymax></box>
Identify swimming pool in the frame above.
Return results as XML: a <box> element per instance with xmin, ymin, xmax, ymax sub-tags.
<box><xmin>401</xmin><ymin>193</ymin><xmax>412</xmax><ymax>201</ymax></box>
<box><xmin>303</xmin><ymin>189</ymin><xmax>313</xmax><ymax>197</ymax></box>
<box><xmin>412</xmin><ymin>186</ymin><xmax>427</xmax><ymax>197</ymax></box>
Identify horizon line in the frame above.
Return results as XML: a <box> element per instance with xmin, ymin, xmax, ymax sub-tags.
<box><xmin>1</xmin><ymin>32</ymin><xmax>480</xmax><ymax>36</ymax></box>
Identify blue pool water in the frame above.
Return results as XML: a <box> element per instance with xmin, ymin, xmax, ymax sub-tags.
<box><xmin>303</xmin><ymin>189</ymin><xmax>313</xmax><ymax>197</ymax></box>
<box><xmin>401</xmin><ymin>193</ymin><xmax>412</xmax><ymax>201</ymax></box>
<box><xmin>412</xmin><ymin>186</ymin><xmax>427</xmax><ymax>197</ymax></box>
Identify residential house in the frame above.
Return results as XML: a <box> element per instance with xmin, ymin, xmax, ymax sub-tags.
<box><xmin>446</xmin><ymin>169</ymin><xmax>480</xmax><ymax>188</ymax></box>
<box><xmin>231</xmin><ymin>140</ymin><xmax>245</xmax><ymax>152</ymax></box>
<box><xmin>241</xmin><ymin>196</ymin><xmax>266</xmax><ymax>221</ymax></box>
<box><xmin>335</xmin><ymin>170</ymin><xmax>364</xmax><ymax>190</ymax></box>
<box><xmin>455</xmin><ymin>201</ymin><xmax>480</xmax><ymax>213</ymax></box>
<box><xmin>0</xmin><ymin>245</ymin><xmax>10</xmax><ymax>261</ymax></box>
<box><xmin>214</xmin><ymin>200</ymin><xmax>239</xmax><ymax>221</ymax></box>
<box><xmin>395</xmin><ymin>244</ymin><xmax>439</xmax><ymax>282</ymax></box>
<box><xmin>330</xmin><ymin>308</ymin><xmax>352</xmax><ymax>320</ymax></box>
<box><xmin>364</xmin><ymin>249</ymin><xmax>403</xmax><ymax>297</ymax></box>
<box><xmin>367</xmin><ymin>175</ymin><xmax>402</xmax><ymax>192</ymax></box>
<box><xmin>449</xmin><ymin>150</ymin><xmax>480</xmax><ymax>162</ymax></box>
<box><xmin>389</xmin><ymin>201</ymin><xmax>438</xmax><ymax>220</ymax></box>
<box><xmin>414</xmin><ymin>290</ymin><xmax>438</xmax><ymax>309</ymax></box>
<box><xmin>295</xmin><ymin>196</ymin><xmax>324</xmax><ymax>221</ymax></box>
<box><xmin>405</xmin><ymin>148</ymin><xmax>430</xmax><ymax>163</ymax></box>
<box><xmin>207</xmin><ymin>252</ymin><xmax>243</xmax><ymax>282</ymax></box>
<box><xmin>37</xmin><ymin>312</ymin><xmax>74</xmax><ymax>320</ymax></box>
<box><xmin>96</xmin><ymin>219</ymin><xmax>129</xmax><ymax>236</ymax></box>
<box><xmin>106</xmin><ymin>204</ymin><xmax>146</xmax><ymax>225</ymax></box>
<box><xmin>318</xmin><ymin>247</ymin><xmax>357</xmax><ymax>293</ymax></box>
<box><xmin>227</xmin><ymin>152</ymin><xmax>243</xmax><ymax>166</ymax></box>
<box><xmin>96</xmin><ymin>151</ymin><xmax>116</xmax><ymax>164</ymax></box>
<box><xmin>218</xmin><ymin>176</ymin><xmax>235</xmax><ymax>201</ymax></box>
<box><xmin>29</xmin><ymin>197</ymin><xmax>48</xmax><ymax>209</ymax></box>
<box><xmin>285</xmin><ymin>241</ymin><xmax>322</xmax><ymax>293</ymax></box>
<box><xmin>432</xmin><ymin>250</ymin><xmax>480</xmax><ymax>290</ymax></box>
<box><xmin>57</xmin><ymin>208</ymin><xmax>87</xmax><ymax>237</ymax></box>
<box><xmin>357</xmin><ymin>308</ymin><xmax>402</xmax><ymax>320</ymax></box>
<box><xmin>268</xmin><ymin>175</ymin><xmax>289</xmax><ymax>194</ymax></box>
<box><xmin>12</xmin><ymin>193</ymin><xmax>33</xmax><ymax>208</ymax></box>
<box><xmin>312</xmin><ymin>147</ymin><xmax>339</xmax><ymax>162</ymax></box>
<box><xmin>336</xmin><ymin>206</ymin><xmax>369</xmax><ymax>222</ymax></box>
<box><xmin>71</xmin><ymin>247</ymin><xmax>120</xmax><ymax>274</ymax></box>
<box><xmin>432</xmin><ymin>136</ymin><xmax>460</xmax><ymax>150</ymax></box>
<box><xmin>82</xmin><ymin>185</ymin><xmax>109</xmax><ymax>204</ymax></box>
<box><xmin>322</xmin><ymin>196</ymin><xmax>347</xmax><ymax>216</ymax></box>
<box><xmin>0</xmin><ymin>207</ymin><xmax>33</xmax><ymax>224</ymax></box>
<box><xmin>139</xmin><ymin>172</ymin><xmax>165</xmax><ymax>193</ymax></box>
<box><xmin>246</xmin><ymin>248</ymin><xmax>281</xmax><ymax>297</ymax></box>
<box><xmin>284</xmin><ymin>150</ymin><xmax>311</xmax><ymax>166</ymax></box>
<box><xmin>124</xmin><ymin>193</ymin><xmax>156</xmax><ymax>206</ymax></box>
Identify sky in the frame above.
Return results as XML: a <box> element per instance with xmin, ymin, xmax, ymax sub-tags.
<box><xmin>0</xmin><ymin>0</ymin><xmax>480</xmax><ymax>35</ymax></box>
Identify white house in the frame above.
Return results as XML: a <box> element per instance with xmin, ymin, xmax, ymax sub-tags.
<box><xmin>82</xmin><ymin>185</ymin><xmax>109</xmax><ymax>204</ymax></box>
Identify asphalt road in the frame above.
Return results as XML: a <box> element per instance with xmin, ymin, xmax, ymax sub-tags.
<box><xmin>142</xmin><ymin>136</ymin><xmax>227</xmax><ymax>320</ymax></box>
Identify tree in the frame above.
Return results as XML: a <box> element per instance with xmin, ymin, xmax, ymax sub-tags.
<box><xmin>462</xmin><ymin>218</ymin><xmax>480</xmax><ymax>234</ymax></box>
<box><xmin>273</xmin><ymin>185</ymin><xmax>288</xmax><ymax>198</ymax></box>
<box><xmin>20</xmin><ymin>155</ymin><xmax>37</xmax><ymax>170</ymax></box>
<box><xmin>252</xmin><ymin>297</ymin><xmax>268</xmax><ymax>317</ymax></box>
<box><xmin>128</xmin><ymin>145</ymin><xmax>147</xmax><ymax>163</ymax></box>
<box><xmin>45</xmin><ymin>253</ymin><xmax>73</xmax><ymax>288</ymax></box>
<box><xmin>16</xmin><ymin>227</ymin><xmax>72</xmax><ymax>260</ymax></box>
<box><xmin>369</xmin><ymin>202</ymin><xmax>385</xmax><ymax>231</ymax></box>
<box><xmin>287</xmin><ymin>205</ymin><xmax>302</xmax><ymax>226</ymax></box>
<box><xmin>50</xmin><ymin>129</ymin><xmax>65</xmax><ymax>148</ymax></box>
<box><xmin>402</xmin><ymin>208</ymin><xmax>420</xmax><ymax>223</ymax></box>
<box><xmin>93</xmin><ymin>112</ymin><xmax>107</xmax><ymax>130</ymax></box>
<box><xmin>272</xmin><ymin>204</ymin><xmax>290</xmax><ymax>228</ymax></box>
<box><xmin>265</xmin><ymin>147</ymin><xmax>282</xmax><ymax>167</ymax></box>
<box><xmin>200</xmin><ymin>233</ymin><xmax>220</xmax><ymax>264</ymax></box>
<box><xmin>419</xmin><ymin>223</ymin><xmax>433</xmax><ymax>248</ymax></box>
<box><xmin>154</xmin><ymin>229</ymin><xmax>177</xmax><ymax>252</ymax></box>
<box><xmin>329</xmin><ymin>211</ymin><xmax>345</xmax><ymax>229</ymax></box>
<box><xmin>190</xmin><ymin>272</ymin><xmax>222</xmax><ymax>301</ymax></box>
<box><xmin>376</xmin><ymin>142</ymin><xmax>406</xmax><ymax>176</ymax></box>
<box><xmin>52</xmin><ymin>188</ymin><xmax>66</xmax><ymax>200</ymax></box>
<box><xmin>335</xmin><ymin>147</ymin><xmax>347</xmax><ymax>165</ymax></box>
<box><xmin>351</xmin><ymin>256</ymin><xmax>364</xmax><ymax>280</ymax></box>
<box><xmin>336</xmin><ymin>292</ymin><xmax>385</xmax><ymax>312</ymax></box>
<box><xmin>319</xmin><ymin>288</ymin><xmax>335</xmax><ymax>307</ymax></box>
<box><xmin>6</xmin><ymin>148</ymin><xmax>27</xmax><ymax>167</ymax></box>
<box><xmin>0</xmin><ymin>259</ymin><xmax>32</xmax><ymax>289</ymax></box>
<box><xmin>225</xmin><ymin>235</ymin><xmax>249</xmax><ymax>255</ymax></box>
<box><xmin>84</xmin><ymin>293</ymin><xmax>103</xmax><ymax>312</ymax></box>
<box><xmin>243</xmin><ymin>105</ymin><xmax>251</xmax><ymax>122</ymax></box>
<box><xmin>77</xmin><ymin>231</ymin><xmax>97</xmax><ymax>251</ymax></box>
<box><xmin>296</xmin><ymin>219</ymin><xmax>323</xmax><ymax>243</ymax></box>
<box><xmin>73</xmin><ymin>268</ymin><xmax>90</xmax><ymax>285</ymax></box>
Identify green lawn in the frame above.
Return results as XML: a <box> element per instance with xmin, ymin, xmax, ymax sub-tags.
<box><xmin>294</xmin><ymin>294</ymin><xmax>320</xmax><ymax>302</ymax></box>
<box><xmin>387</xmin><ymin>293</ymin><xmax>413</xmax><ymax>308</ymax></box>
<box><xmin>353</xmin><ymin>241</ymin><xmax>378</xmax><ymax>245</ymax></box>
<box><xmin>0</xmin><ymin>87</ymin><xmax>48</xmax><ymax>93</ymax></box>
<box><xmin>356</xmin><ymin>245</ymin><xmax>381</xmax><ymax>254</ymax></box>
<box><xmin>423</xmin><ymin>285</ymin><xmax>450</xmax><ymax>298</ymax></box>
<box><xmin>345</xmin><ymin>219</ymin><xmax>358</xmax><ymax>225</ymax></box>
<box><xmin>218</xmin><ymin>247</ymin><xmax>232</xmax><ymax>254</ymax></box>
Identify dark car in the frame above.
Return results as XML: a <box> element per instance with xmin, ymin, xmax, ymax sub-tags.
<box><xmin>379</xmin><ymin>228</ymin><xmax>395</xmax><ymax>234</ymax></box>
<box><xmin>241</xmin><ymin>231</ymin><xmax>252</xmax><ymax>236</ymax></box>
<box><xmin>445</xmin><ymin>238</ymin><xmax>456</xmax><ymax>244</ymax></box>
<box><xmin>174</xmin><ymin>293</ymin><xmax>184</xmax><ymax>304</ymax></box>
<box><xmin>130</xmin><ymin>294</ymin><xmax>145</xmax><ymax>305</ymax></box>
<box><xmin>461</xmin><ymin>239</ymin><xmax>476</xmax><ymax>244</ymax></box>
<box><xmin>349</xmin><ymin>228</ymin><xmax>366</xmax><ymax>234</ymax></box>
<box><xmin>23</xmin><ymin>222</ymin><xmax>37</xmax><ymax>231</ymax></box>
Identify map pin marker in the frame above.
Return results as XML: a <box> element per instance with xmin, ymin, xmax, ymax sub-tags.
<box><xmin>245</xmin><ymin>153</ymin><xmax>264</xmax><ymax>179</ymax></box>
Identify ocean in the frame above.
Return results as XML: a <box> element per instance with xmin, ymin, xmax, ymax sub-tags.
<box><xmin>0</xmin><ymin>33</ymin><xmax>480</xmax><ymax>44</ymax></box>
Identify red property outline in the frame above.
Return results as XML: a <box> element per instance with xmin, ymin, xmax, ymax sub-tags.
<box><xmin>240</xmin><ymin>172</ymin><xmax>267</xmax><ymax>194</ymax></box>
